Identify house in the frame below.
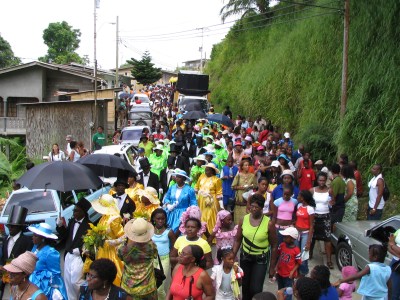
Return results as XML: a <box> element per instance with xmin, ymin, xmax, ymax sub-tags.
<box><xmin>182</xmin><ymin>59</ymin><xmax>209</xmax><ymax>71</ymax></box>
<box><xmin>0</xmin><ymin>61</ymin><xmax>127</xmax><ymax>136</ymax></box>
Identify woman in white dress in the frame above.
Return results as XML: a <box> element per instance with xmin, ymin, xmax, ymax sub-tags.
<box><xmin>48</xmin><ymin>143</ymin><xmax>65</xmax><ymax>161</ymax></box>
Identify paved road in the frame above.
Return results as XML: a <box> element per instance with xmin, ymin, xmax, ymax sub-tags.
<box><xmin>261</xmin><ymin>241</ymin><xmax>362</xmax><ymax>299</ymax></box>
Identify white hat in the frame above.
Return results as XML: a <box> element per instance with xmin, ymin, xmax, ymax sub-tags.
<box><xmin>271</xmin><ymin>160</ymin><xmax>280</xmax><ymax>168</ymax></box>
<box><xmin>284</xmin><ymin>132</ymin><xmax>290</xmax><ymax>138</ymax></box>
<box><xmin>153</xmin><ymin>144</ymin><xmax>164</xmax><ymax>152</ymax></box>
<box><xmin>193</xmin><ymin>155</ymin><xmax>207</xmax><ymax>163</ymax></box>
<box><xmin>214</xmin><ymin>140</ymin><xmax>223</xmax><ymax>147</ymax></box>
<box><xmin>279</xmin><ymin>227</ymin><xmax>299</xmax><ymax>239</ymax></box>
<box><xmin>124</xmin><ymin>218</ymin><xmax>154</xmax><ymax>243</ymax></box>
<box><xmin>172</xmin><ymin>168</ymin><xmax>191</xmax><ymax>181</ymax></box>
<box><xmin>28</xmin><ymin>223</ymin><xmax>58</xmax><ymax>239</ymax></box>
<box><xmin>245</xmin><ymin>136</ymin><xmax>253</xmax><ymax>142</ymax></box>
<box><xmin>315</xmin><ymin>160</ymin><xmax>324</xmax><ymax>165</ymax></box>
<box><xmin>280</xmin><ymin>169</ymin><xmax>294</xmax><ymax>178</ymax></box>
<box><xmin>203</xmin><ymin>144</ymin><xmax>215</xmax><ymax>152</ymax></box>
<box><xmin>222</xmin><ymin>130</ymin><xmax>229</xmax><ymax>135</ymax></box>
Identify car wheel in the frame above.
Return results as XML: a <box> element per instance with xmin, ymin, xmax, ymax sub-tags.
<box><xmin>135</xmin><ymin>121</ymin><xmax>147</xmax><ymax>126</ymax></box>
<box><xmin>336</xmin><ymin>241</ymin><xmax>353</xmax><ymax>270</ymax></box>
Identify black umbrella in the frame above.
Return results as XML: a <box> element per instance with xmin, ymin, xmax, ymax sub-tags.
<box><xmin>183</xmin><ymin>110</ymin><xmax>207</xmax><ymax>120</ymax></box>
<box><xmin>77</xmin><ymin>153</ymin><xmax>137</xmax><ymax>178</ymax></box>
<box><xmin>183</xmin><ymin>102</ymin><xmax>203</xmax><ymax>111</ymax></box>
<box><xmin>206</xmin><ymin>113</ymin><xmax>234</xmax><ymax>128</ymax></box>
<box><xmin>17</xmin><ymin>161</ymin><xmax>103</xmax><ymax>192</ymax></box>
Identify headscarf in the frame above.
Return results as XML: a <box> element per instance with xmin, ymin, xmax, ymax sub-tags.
<box><xmin>179</xmin><ymin>206</ymin><xmax>207</xmax><ymax>236</ymax></box>
<box><xmin>213</xmin><ymin>210</ymin><xmax>231</xmax><ymax>233</ymax></box>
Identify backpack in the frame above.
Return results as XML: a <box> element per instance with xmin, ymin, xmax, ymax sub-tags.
<box><xmin>382</xmin><ymin>181</ymin><xmax>390</xmax><ymax>201</ymax></box>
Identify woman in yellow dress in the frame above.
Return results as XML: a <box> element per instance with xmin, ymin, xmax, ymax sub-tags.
<box><xmin>90</xmin><ymin>194</ymin><xmax>125</xmax><ymax>286</ymax></box>
<box><xmin>195</xmin><ymin>163</ymin><xmax>223</xmax><ymax>236</ymax></box>
<box><xmin>126</xmin><ymin>175</ymin><xmax>144</xmax><ymax>206</ymax></box>
<box><xmin>135</xmin><ymin>187</ymin><xmax>161</xmax><ymax>220</ymax></box>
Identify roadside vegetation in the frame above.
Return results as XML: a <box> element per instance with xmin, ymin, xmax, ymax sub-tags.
<box><xmin>207</xmin><ymin>0</ymin><xmax>400</xmax><ymax>218</ymax></box>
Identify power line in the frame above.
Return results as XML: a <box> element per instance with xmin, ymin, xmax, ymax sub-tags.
<box><xmin>120</xmin><ymin>1</ymin><xmax>340</xmax><ymax>42</ymax></box>
<box><xmin>119</xmin><ymin>0</ymin><xmax>336</xmax><ymax>39</ymax></box>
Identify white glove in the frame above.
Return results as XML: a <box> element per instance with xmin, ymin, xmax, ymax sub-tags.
<box><xmin>56</xmin><ymin>217</ymin><xmax>64</xmax><ymax>227</ymax></box>
<box><xmin>166</xmin><ymin>204</ymin><xmax>175</xmax><ymax>212</ymax></box>
<box><xmin>218</xmin><ymin>200</ymin><xmax>224</xmax><ymax>210</ymax></box>
<box><xmin>159</xmin><ymin>188</ymin><xmax>164</xmax><ymax>195</ymax></box>
<box><xmin>72</xmin><ymin>248</ymin><xmax>80</xmax><ymax>256</ymax></box>
<box><xmin>105</xmin><ymin>239</ymin><xmax>118</xmax><ymax>247</ymax></box>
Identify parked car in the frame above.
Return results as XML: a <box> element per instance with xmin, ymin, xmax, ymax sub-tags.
<box><xmin>331</xmin><ymin>215</ymin><xmax>399</xmax><ymax>270</ymax></box>
<box><xmin>119</xmin><ymin>125</ymin><xmax>150</xmax><ymax>146</ymax></box>
<box><xmin>128</xmin><ymin>106</ymin><xmax>152</xmax><ymax>127</ymax></box>
<box><xmin>0</xmin><ymin>186</ymin><xmax>111</xmax><ymax>234</ymax></box>
<box><xmin>93</xmin><ymin>144</ymin><xmax>138</xmax><ymax>166</ymax></box>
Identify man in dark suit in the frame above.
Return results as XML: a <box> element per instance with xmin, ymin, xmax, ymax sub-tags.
<box><xmin>0</xmin><ymin>206</ymin><xmax>33</xmax><ymax>299</ymax></box>
<box><xmin>1</xmin><ymin>206</ymin><xmax>33</xmax><ymax>265</ymax></box>
<box><xmin>159</xmin><ymin>156</ymin><xmax>176</xmax><ymax>198</ymax></box>
<box><xmin>189</xmin><ymin>135</ymin><xmax>206</xmax><ymax>159</ymax></box>
<box><xmin>56</xmin><ymin>198</ymin><xmax>91</xmax><ymax>300</ymax></box>
<box><xmin>137</xmin><ymin>157</ymin><xmax>160</xmax><ymax>191</ymax></box>
<box><xmin>112</xmin><ymin>177</ymin><xmax>136</xmax><ymax>222</ymax></box>
<box><xmin>170</xmin><ymin>143</ymin><xmax>190</xmax><ymax>174</ymax></box>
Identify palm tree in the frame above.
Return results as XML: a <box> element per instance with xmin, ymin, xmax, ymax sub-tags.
<box><xmin>220</xmin><ymin>0</ymin><xmax>270</xmax><ymax>22</ymax></box>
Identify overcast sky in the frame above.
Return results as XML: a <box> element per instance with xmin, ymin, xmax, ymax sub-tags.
<box><xmin>0</xmin><ymin>0</ymin><xmax>237</xmax><ymax>71</ymax></box>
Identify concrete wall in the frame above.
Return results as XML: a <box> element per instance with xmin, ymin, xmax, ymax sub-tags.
<box><xmin>0</xmin><ymin>67</ymin><xmax>45</xmax><ymax>101</ymax></box>
<box><xmin>45</xmin><ymin>70</ymin><xmax>94</xmax><ymax>102</ymax></box>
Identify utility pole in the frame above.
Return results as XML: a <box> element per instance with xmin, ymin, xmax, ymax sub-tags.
<box><xmin>340</xmin><ymin>0</ymin><xmax>349</xmax><ymax>121</ymax></box>
<box><xmin>115</xmin><ymin>16</ymin><xmax>119</xmax><ymax>88</ymax></box>
<box><xmin>197</xmin><ymin>27</ymin><xmax>205</xmax><ymax>73</ymax></box>
<box><xmin>94</xmin><ymin>0</ymin><xmax>98</xmax><ymax>126</ymax></box>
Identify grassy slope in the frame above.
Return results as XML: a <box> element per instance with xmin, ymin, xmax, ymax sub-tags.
<box><xmin>207</xmin><ymin>1</ymin><xmax>400</xmax><ymax>218</ymax></box>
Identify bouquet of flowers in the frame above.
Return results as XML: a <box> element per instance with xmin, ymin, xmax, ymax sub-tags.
<box><xmin>134</xmin><ymin>210</ymin><xmax>150</xmax><ymax>221</ymax></box>
<box><xmin>83</xmin><ymin>223</ymin><xmax>107</xmax><ymax>256</ymax></box>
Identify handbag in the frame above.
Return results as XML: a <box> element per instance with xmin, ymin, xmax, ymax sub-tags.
<box><xmin>154</xmin><ymin>254</ymin><xmax>166</xmax><ymax>288</ymax></box>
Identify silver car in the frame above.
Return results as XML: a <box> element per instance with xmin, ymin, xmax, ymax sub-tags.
<box><xmin>331</xmin><ymin>215</ymin><xmax>399</xmax><ymax>270</ymax></box>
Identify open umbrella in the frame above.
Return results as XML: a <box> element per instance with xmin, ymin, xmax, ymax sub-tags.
<box><xmin>16</xmin><ymin>161</ymin><xmax>103</xmax><ymax>192</ymax></box>
<box><xmin>77</xmin><ymin>153</ymin><xmax>137</xmax><ymax>178</ymax></box>
<box><xmin>182</xmin><ymin>110</ymin><xmax>206</xmax><ymax>120</ymax></box>
<box><xmin>119</xmin><ymin>92</ymin><xmax>133</xmax><ymax>99</ymax></box>
<box><xmin>206</xmin><ymin>113</ymin><xmax>234</xmax><ymax>128</ymax></box>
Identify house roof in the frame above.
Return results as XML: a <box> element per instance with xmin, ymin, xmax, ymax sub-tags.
<box><xmin>0</xmin><ymin>61</ymin><xmax>101</xmax><ymax>81</ymax></box>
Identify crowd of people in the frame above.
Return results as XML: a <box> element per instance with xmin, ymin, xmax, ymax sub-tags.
<box><xmin>2</xmin><ymin>83</ymin><xmax>399</xmax><ymax>300</ymax></box>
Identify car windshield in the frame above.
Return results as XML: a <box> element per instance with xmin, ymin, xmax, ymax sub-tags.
<box><xmin>180</xmin><ymin>99</ymin><xmax>208</xmax><ymax>111</ymax></box>
<box><xmin>3</xmin><ymin>191</ymin><xmax>57</xmax><ymax>215</ymax></box>
<box><xmin>129</xmin><ymin>112</ymin><xmax>152</xmax><ymax>120</ymax></box>
<box><xmin>121</xmin><ymin>129</ymin><xmax>142</xmax><ymax>141</ymax></box>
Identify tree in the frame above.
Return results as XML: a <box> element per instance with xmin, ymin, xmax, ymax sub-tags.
<box><xmin>0</xmin><ymin>35</ymin><xmax>21</xmax><ymax>69</ymax></box>
<box><xmin>127</xmin><ymin>51</ymin><xmax>162</xmax><ymax>85</ymax></box>
<box><xmin>220</xmin><ymin>0</ymin><xmax>270</xmax><ymax>22</ymax></box>
<box><xmin>39</xmin><ymin>21</ymin><xmax>84</xmax><ymax>64</ymax></box>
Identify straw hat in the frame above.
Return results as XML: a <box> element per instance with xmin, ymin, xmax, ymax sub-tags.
<box><xmin>28</xmin><ymin>223</ymin><xmax>58</xmax><ymax>239</ymax></box>
<box><xmin>137</xmin><ymin>187</ymin><xmax>160</xmax><ymax>205</ymax></box>
<box><xmin>91</xmin><ymin>194</ymin><xmax>120</xmax><ymax>216</ymax></box>
<box><xmin>124</xmin><ymin>218</ymin><xmax>154</xmax><ymax>243</ymax></box>
<box><xmin>202</xmin><ymin>163</ymin><xmax>220</xmax><ymax>174</ymax></box>
<box><xmin>3</xmin><ymin>251</ymin><xmax>38</xmax><ymax>275</ymax></box>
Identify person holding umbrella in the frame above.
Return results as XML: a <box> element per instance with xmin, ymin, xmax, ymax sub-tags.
<box><xmin>28</xmin><ymin>223</ymin><xmax>68</xmax><ymax>299</ymax></box>
<box><xmin>56</xmin><ymin>198</ymin><xmax>92</xmax><ymax>300</ymax></box>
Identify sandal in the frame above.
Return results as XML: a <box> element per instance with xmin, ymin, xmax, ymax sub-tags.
<box><xmin>327</xmin><ymin>261</ymin><xmax>334</xmax><ymax>269</ymax></box>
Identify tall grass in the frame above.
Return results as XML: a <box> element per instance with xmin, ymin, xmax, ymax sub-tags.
<box><xmin>207</xmin><ymin>0</ymin><xmax>400</xmax><ymax>216</ymax></box>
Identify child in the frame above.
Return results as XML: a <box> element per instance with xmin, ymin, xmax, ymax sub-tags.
<box><xmin>297</xmin><ymin>159</ymin><xmax>316</xmax><ymax>191</ymax></box>
<box><xmin>276</xmin><ymin>227</ymin><xmax>301</xmax><ymax>300</ymax></box>
<box><xmin>207</xmin><ymin>210</ymin><xmax>238</xmax><ymax>264</ymax></box>
<box><xmin>211</xmin><ymin>247</ymin><xmax>243</xmax><ymax>300</ymax></box>
<box><xmin>151</xmin><ymin>208</ymin><xmax>176</xmax><ymax>300</ymax></box>
<box><xmin>220</xmin><ymin>157</ymin><xmax>239</xmax><ymax>212</ymax></box>
<box><xmin>334</xmin><ymin>244</ymin><xmax>392</xmax><ymax>300</ymax></box>
<box><xmin>337</xmin><ymin>266</ymin><xmax>357</xmax><ymax>300</ymax></box>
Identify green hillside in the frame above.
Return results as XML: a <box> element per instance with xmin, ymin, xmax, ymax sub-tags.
<box><xmin>206</xmin><ymin>0</ymin><xmax>400</xmax><ymax>214</ymax></box>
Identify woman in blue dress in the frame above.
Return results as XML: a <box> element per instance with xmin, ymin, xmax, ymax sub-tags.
<box><xmin>163</xmin><ymin>169</ymin><xmax>197</xmax><ymax>235</ymax></box>
<box><xmin>28</xmin><ymin>223</ymin><xmax>68</xmax><ymax>300</ymax></box>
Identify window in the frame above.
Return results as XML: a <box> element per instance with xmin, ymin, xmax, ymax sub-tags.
<box><xmin>4</xmin><ymin>191</ymin><xmax>57</xmax><ymax>215</ymax></box>
<box><xmin>58</xmin><ymin>89</ymin><xmax>78</xmax><ymax>101</ymax></box>
<box><xmin>0</xmin><ymin>97</ymin><xmax>4</xmax><ymax>117</ymax></box>
<box><xmin>6</xmin><ymin>97</ymin><xmax>39</xmax><ymax>117</ymax></box>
